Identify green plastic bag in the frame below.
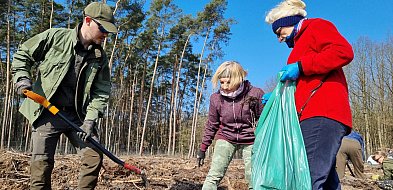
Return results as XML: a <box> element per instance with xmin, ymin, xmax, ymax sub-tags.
<box><xmin>252</xmin><ymin>76</ymin><xmax>311</xmax><ymax>190</ymax></box>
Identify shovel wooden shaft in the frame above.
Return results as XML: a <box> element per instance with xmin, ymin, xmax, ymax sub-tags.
<box><xmin>23</xmin><ymin>90</ymin><xmax>143</xmax><ymax>175</ymax></box>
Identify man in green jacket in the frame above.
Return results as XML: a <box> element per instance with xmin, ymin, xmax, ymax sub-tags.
<box><xmin>11</xmin><ymin>2</ymin><xmax>116</xmax><ymax>189</ymax></box>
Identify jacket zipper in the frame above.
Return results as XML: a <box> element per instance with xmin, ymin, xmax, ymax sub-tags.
<box><xmin>75</xmin><ymin>56</ymin><xmax>89</xmax><ymax>122</ymax></box>
<box><xmin>232</xmin><ymin>99</ymin><xmax>239</xmax><ymax>141</ymax></box>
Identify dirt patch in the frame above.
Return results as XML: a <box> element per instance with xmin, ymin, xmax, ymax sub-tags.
<box><xmin>0</xmin><ymin>150</ymin><xmax>382</xmax><ymax>189</ymax></box>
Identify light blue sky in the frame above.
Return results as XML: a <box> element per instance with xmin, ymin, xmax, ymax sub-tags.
<box><xmin>174</xmin><ymin>0</ymin><xmax>393</xmax><ymax>90</ymax></box>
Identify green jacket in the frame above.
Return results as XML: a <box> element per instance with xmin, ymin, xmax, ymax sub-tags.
<box><xmin>381</xmin><ymin>158</ymin><xmax>393</xmax><ymax>180</ymax></box>
<box><xmin>12</xmin><ymin>26</ymin><xmax>111</xmax><ymax>124</ymax></box>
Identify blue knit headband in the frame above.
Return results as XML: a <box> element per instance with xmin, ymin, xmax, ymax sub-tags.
<box><xmin>272</xmin><ymin>15</ymin><xmax>305</xmax><ymax>34</ymax></box>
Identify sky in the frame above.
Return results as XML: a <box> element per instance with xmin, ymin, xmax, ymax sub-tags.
<box><xmin>173</xmin><ymin>0</ymin><xmax>393</xmax><ymax>91</ymax></box>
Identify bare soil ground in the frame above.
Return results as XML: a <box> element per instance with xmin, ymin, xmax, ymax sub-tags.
<box><xmin>0</xmin><ymin>150</ymin><xmax>382</xmax><ymax>189</ymax></box>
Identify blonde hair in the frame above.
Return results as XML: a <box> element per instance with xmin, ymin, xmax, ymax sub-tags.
<box><xmin>265</xmin><ymin>0</ymin><xmax>307</xmax><ymax>24</ymax></box>
<box><xmin>212</xmin><ymin>61</ymin><xmax>247</xmax><ymax>90</ymax></box>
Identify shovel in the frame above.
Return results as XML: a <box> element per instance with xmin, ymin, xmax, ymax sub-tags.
<box><xmin>346</xmin><ymin>161</ymin><xmax>355</xmax><ymax>177</ymax></box>
<box><xmin>23</xmin><ymin>90</ymin><xmax>149</xmax><ymax>187</ymax></box>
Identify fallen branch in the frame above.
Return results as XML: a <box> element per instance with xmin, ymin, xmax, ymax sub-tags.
<box><xmin>6</xmin><ymin>172</ymin><xmax>30</xmax><ymax>178</ymax></box>
<box><xmin>6</xmin><ymin>151</ymin><xmax>30</xmax><ymax>158</ymax></box>
<box><xmin>0</xmin><ymin>177</ymin><xmax>29</xmax><ymax>183</ymax></box>
<box><xmin>112</xmin><ymin>177</ymin><xmax>172</xmax><ymax>183</ymax></box>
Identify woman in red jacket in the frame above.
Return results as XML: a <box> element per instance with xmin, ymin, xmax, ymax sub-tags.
<box><xmin>265</xmin><ymin>0</ymin><xmax>353</xmax><ymax>189</ymax></box>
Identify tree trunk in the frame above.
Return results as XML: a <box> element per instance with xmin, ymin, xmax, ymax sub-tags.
<box><xmin>167</xmin><ymin>55</ymin><xmax>177</xmax><ymax>155</ymax></box>
<box><xmin>172</xmin><ymin>33</ymin><xmax>192</xmax><ymax>155</ymax></box>
<box><xmin>136</xmin><ymin>60</ymin><xmax>147</xmax><ymax>153</ymax></box>
<box><xmin>7</xmin><ymin>85</ymin><xmax>15</xmax><ymax>149</ymax></box>
<box><xmin>49</xmin><ymin>0</ymin><xmax>54</xmax><ymax>28</ymax></box>
<box><xmin>188</xmin><ymin>29</ymin><xmax>210</xmax><ymax>159</ymax></box>
<box><xmin>67</xmin><ymin>0</ymin><xmax>74</xmax><ymax>29</ymax></box>
<box><xmin>139</xmin><ymin>27</ymin><xmax>165</xmax><ymax>156</ymax></box>
<box><xmin>1</xmin><ymin>0</ymin><xmax>11</xmax><ymax>149</ymax></box>
<box><xmin>127</xmin><ymin>72</ymin><xmax>137</xmax><ymax>154</ymax></box>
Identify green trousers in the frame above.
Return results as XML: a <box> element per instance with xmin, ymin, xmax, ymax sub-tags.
<box><xmin>30</xmin><ymin>110</ymin><xmax>103</xmax><ymax>190</ymax></box>
<box><xmin>202</xmin><ymin>139</ymin><xmax>253</xmax><ymax>190</ymax></box>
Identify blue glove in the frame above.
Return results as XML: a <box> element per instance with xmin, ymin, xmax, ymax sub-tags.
<box><xmin>262</xmin><ymin>92</ymin><xmax>271</xmax><ymax>105</ymax></box>
<box><xmin>280</xmin><ymin>63</ymin><xmax>300</xmax><ymax>82</ymax></box>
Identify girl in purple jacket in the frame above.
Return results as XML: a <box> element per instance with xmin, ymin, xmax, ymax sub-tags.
<box><xmin>197</xmin><ymin>61</ymin><xmax>264</xmax><ymax>190</ymax></box>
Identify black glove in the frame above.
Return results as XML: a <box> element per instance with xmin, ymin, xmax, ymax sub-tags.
<box><xmin>15</xmin><ymin>78</ymin><xmax>32</xmax><ymax>96</ymax></box>
<box><xmin>197</xmin><ymin>150</ymin><xmax>205</xmax><ymax>167</ymax></box>
<box><xmin>77</xmin><ymin>120</ymin><xmax>95</xmax><ymax>142</ymax></box>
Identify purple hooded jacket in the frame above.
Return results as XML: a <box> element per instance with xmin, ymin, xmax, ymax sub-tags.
<box><xmin>200</xmin><ymin>80</ymin><xmax>264</xmax><ymax>151</ymax></box>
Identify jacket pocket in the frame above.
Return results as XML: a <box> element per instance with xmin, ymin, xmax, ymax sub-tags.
<box><xmin>39</xmin><ymin>47</ymin><xmax>68</xmax><ymax>77</ymax></box>
<box><xmin>39</xmin><ymin>58</ymin><xmax>63</xmax><ymax>78</ymax></box>
<box><xmin>39</xmin><ymin>54</ymin><xmax>71</xmax><ymax>97</ymax></box>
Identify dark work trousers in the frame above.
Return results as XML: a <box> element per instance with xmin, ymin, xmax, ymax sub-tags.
<box><xmin>336</xmin><ymin>138</ymin><xmax>365</xmax><ymax>179</ymax></box>
<box><xmin>300</xmin><ymin>117</ymin><xmax>348</xmax><ymax>190</ymax></box>
<box><xmin>30</xmin><ymin>109</ymin><xmax>103</xmax><ymax>190</ymax></box>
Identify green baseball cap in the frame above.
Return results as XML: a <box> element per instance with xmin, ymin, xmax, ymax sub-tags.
<box><xmin>84</xmin><ymin>2</ymin><xmax>117</xmax><ymax>33</ymax></box>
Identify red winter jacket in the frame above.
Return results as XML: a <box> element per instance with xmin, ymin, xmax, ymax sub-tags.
<box><xmin>288</xmin><ymin>18</ymin><xmax>353</xmax><ymax>128</ymax></box>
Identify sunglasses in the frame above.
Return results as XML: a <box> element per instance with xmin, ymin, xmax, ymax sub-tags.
<box><xmin>91</xmin><ymin>18</ymin><xmax>109</xmax><ymax>33</ymax></box>
<box><xmin>275</xmin><ymin>27</ymin><xmax>282</xmax><ymax>38</ymax></box>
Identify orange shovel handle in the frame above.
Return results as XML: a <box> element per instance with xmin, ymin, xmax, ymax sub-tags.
<box><xmin>23</xmin><ymin>90</ymin><xmax>59</xmax><ymax>115</ymax></box>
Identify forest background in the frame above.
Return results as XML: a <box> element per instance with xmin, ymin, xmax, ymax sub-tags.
<box><xmin>0</xmin><ymin>0</ymin><xmax>392</xmax><ymax>160</ymax></box>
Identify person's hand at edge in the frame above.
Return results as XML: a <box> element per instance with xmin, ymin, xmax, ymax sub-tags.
<box><xmin>197</xmin><ymin>150</ymin><xmax>205</xmax><ymax>167</ymax></box>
